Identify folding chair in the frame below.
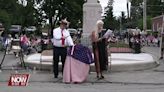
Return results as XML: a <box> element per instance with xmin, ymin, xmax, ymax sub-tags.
<box><xmin>10</xmin><ymin>39</ymin><xmax>21</xmax><ymax>57</ymax></box>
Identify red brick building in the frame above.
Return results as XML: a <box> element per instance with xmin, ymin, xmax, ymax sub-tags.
<box><xmin>152</xmin><ymin>15</ymin><xmax>164</xmax><ymax>33</ymax></box>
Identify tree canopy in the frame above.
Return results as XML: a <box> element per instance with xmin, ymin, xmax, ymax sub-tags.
<box><xmin>129</xmin><ymin>0</ymin><xmax>164</xmax><ymax>30</ymax></box>
<box><xmin>0</xmin><ymin>0</ymin><xmax>84</xmax><ymax>35</ymax></box>
<box><xmin>103</xmin><ymin>0</ymin><xmax>120</xmax><ymax>30</ymax></box>
<box><xmin>1</xmin><ymin>0</ymin><xmax>163</xmax><ymax>34</ymax></box>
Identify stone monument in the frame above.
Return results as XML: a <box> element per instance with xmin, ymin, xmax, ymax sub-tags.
<box><xmin>81</xmin><ymin>0</ymin><xmax>102</xmax><ymax>47</ymax></box>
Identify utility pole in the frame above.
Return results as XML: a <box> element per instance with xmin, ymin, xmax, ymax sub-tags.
<box><xmin>162</xmin><ymin>0</ymin><xmax>164</xmax><ymax>33</ymax></box>
<box><xmin>143</xmin><ymin>0</ymin><xmax>147</xmax><ymax>31</ymax></box>
<box><xmin>127</xmin><ymin>0</ymin><xmax>130</xmax><ymax>19</ymax></box>
<box><xmin>120</xmin><ymin>16</ymin><xmax>122</xmax><ymax>34</ymax></box>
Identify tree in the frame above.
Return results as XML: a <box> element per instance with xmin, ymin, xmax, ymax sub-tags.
<box><xmin>103</xmin><ymin>0</ymin><xmax>116</xmax><ymax>30</ymax></box>
<box><xmin>36</xmin><ymin>0</ymin><xmax>84</xmax><ymax>37</ymax></box>
<box><xmin>0</xmin><ymin>9</ymin><xmax>11</xmax><ymax>31</ymax></box>
<box><xmin>129</xmin><ymin>0</ymin><xmax>143</xmax><ymax>28</ymax></box>
<box><xmin>0</xmin><ymin>0</ymin><xmax>37</xmax><ymax>28</ymax></box>
<box><xmin>0</xmin><ymin>0</ymin><xmax>84</xmax><ymax>35</ymax></box>
<box><xmin>63</xmin><ymin>0</ymin><xmax>84</xmax><ymax>28</ymax></box>
<box><xmin>147</xmin><ymin>0</ymin><xmax>164</xmax><ymax>17</ymax></box>
<box><xmin>121</xmin><ymin>11</ymin><xmax>128</xmax><ymax>29</ymax></box>
<box><xmin>129</xmin><ymin>0</ymin><xmax>164</xmax><ymax>30</ymax></box>
<box><xmin>0</xmin><ymin>0</ymin><xmax>19</xmax><ymax>31</ymax></box>
<box><xmin>16</xmin><ymin>0</ymin><xmax>36</xmax><ymax>27</ymax></box>
<box><xmin>137</xmin><ymin>15</ymin><xmax>152</xmax><ymax>30</ymax></box>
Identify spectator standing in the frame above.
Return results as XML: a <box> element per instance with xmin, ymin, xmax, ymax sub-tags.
<box><xmin>52</xmin><ymin>19</ymin><xmax>74</xmax><ymax>78</ymax></box>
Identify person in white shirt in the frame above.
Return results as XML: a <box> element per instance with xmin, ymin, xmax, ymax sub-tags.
<box><xmin>53</xmin><ymin>19</ymin><xmax>74</xmax><ymax>78</ymax></box>
<box><xmin>5</xmin><ymin>34</ymin><xmax>13</xmax><ymax>54</ymax></box>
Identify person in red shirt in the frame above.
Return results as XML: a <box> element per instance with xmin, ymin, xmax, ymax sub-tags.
<box><xmin>20</xmin><ymin>32</ymin><xmax>30</xmax><ymax>55</ymax></box>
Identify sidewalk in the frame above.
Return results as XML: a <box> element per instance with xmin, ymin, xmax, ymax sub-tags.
<box><xmin>141</xmin><ymin>46</ymin><xmax>160</xmax><ymax>62</ymax></box>
<box><xmin>0</xmin><ymin>46</ymin><xmax>164</xmax><ymax>92</ymax></box>
<box><xmin>0</xmin><ymin>46</ymin><xmax>163</xmax><ymax>83</ymax></box>
<box><xmin>0</xmin><ymin>47</ymin><xmax>164</xmax><ymax>92</ymax></box>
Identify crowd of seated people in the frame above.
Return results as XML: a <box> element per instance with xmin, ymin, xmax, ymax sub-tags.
<box><xmin>0</xmin><ymin>32</ymin><xmax>41</xmax><ymax>57</ymax></box>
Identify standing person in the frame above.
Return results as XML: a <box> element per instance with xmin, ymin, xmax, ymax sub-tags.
<box><xmin>52</xmin><ymin>19</ymin><xmax>74</xmax><ymax>78</ymax></box>
<box><xmin>128</xmin><ymin>31</ymin><xmax>133</xmax><ymax>48</ymax></box>
<box><xmin>159</xmin><ymin>32</ymin><xmax>164</xmax><ymax>59</ymax></box>
<box><xmin>133</xmin><ymin>33</ymin><xmax>141</xmax><ymax>53</ymax></box>
<box><xmin>20</xmin><ymin>32</ymin><xmax>30</xmax><ymax>55</ymax></box>
<box><xmin>41</xmin><ymin>33</ymin><xmax>48</xmax><ymax>51</ymax></box>
<box><xmin>1</xmin><ymin>31</ymin><xmax>7</xmax><ymax>50</ymax></box>
<box><xmin>91</xmin><ymin>20</ymin><xmax>108</xmax><ymax>79</ymax></box>
<box><xmin>5</xmin><ymin>34</ymin><xmax>13</xmax><ymax>54</ymax></box>
<box><xmin>30</xmin><ymin>35</ymin><xmax>38</xmax><ymax>53</ymax></box>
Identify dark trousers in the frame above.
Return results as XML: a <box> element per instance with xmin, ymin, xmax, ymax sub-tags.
<box><xmin>134</xmin><ymin>43</ymin><xmax>141</xmax><ymax>53</ymax></box>
<box><xmin>53</xmin><ymin>46</ymin><xmax>67</xmax><ymax>77</ymax></box>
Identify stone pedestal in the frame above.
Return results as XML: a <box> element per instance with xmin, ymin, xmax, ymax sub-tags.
<box><xmin>81</xmin><ymin>0</ymin><xmax>102</xmax><ymax>47</ymax></box>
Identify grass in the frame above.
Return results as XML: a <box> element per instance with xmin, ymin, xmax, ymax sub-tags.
<box><xmin>46</xmin><ymin>43</ymin><xmax>53</xmax><ymax>50</ymax></box>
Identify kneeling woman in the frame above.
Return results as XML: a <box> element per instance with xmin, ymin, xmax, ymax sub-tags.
<box><xmin>63</xmin><ymin>44</ymin><xmax>94</xmax><ymax>83</ymax></box>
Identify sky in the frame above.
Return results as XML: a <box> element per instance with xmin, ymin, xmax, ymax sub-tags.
<box><xmin>99</xmin><ymin>0</ymin><xmax>129</xmax><ymax>17</ymax></box>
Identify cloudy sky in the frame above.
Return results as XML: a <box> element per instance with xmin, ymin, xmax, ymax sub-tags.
<box><xmin>99</xmin><ymin>0</ymin><xmax>128</xmax><ymax>17</ymax></box>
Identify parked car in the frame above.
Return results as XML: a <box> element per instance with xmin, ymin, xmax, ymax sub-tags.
<box><xmin>25</xmin><ymin>26</ymin><xmax>37</xmax><ymax>32</ymax></box>
<box><xmin>67</xmin><ymin>28</ymin><xmax>77</xmax><ymax>37</ymax></box>
<box><xmin>9</xmin><ymin>25</ymin><xmax>22</xmax><ymax>37</ymax></box>
<box><xmin>9</xmin><ymin>25</ymin><xmax>21</xmax><ymax>32</ymax></box>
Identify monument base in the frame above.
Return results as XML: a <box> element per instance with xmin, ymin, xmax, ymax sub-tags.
<box><xmin>80</xmin><ymin>34</ymin><xmax>92</xmax><ymax>50</ymax></box>
<box><xmin>24</xmin><ymin>52</ymin><xmax>157</xmax><ymax>72</ymax></box>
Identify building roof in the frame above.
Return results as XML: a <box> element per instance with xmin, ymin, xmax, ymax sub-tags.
<box><xmin>152</xmin><ymin>15</ymin><xmax>164</xmax><ymax>20</ymax></box>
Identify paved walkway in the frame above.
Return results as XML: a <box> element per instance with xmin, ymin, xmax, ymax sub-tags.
<box><xmin>0</xmin><ymin>46</ymin><xmax>164</xmax><ymax>92</ymax></box>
